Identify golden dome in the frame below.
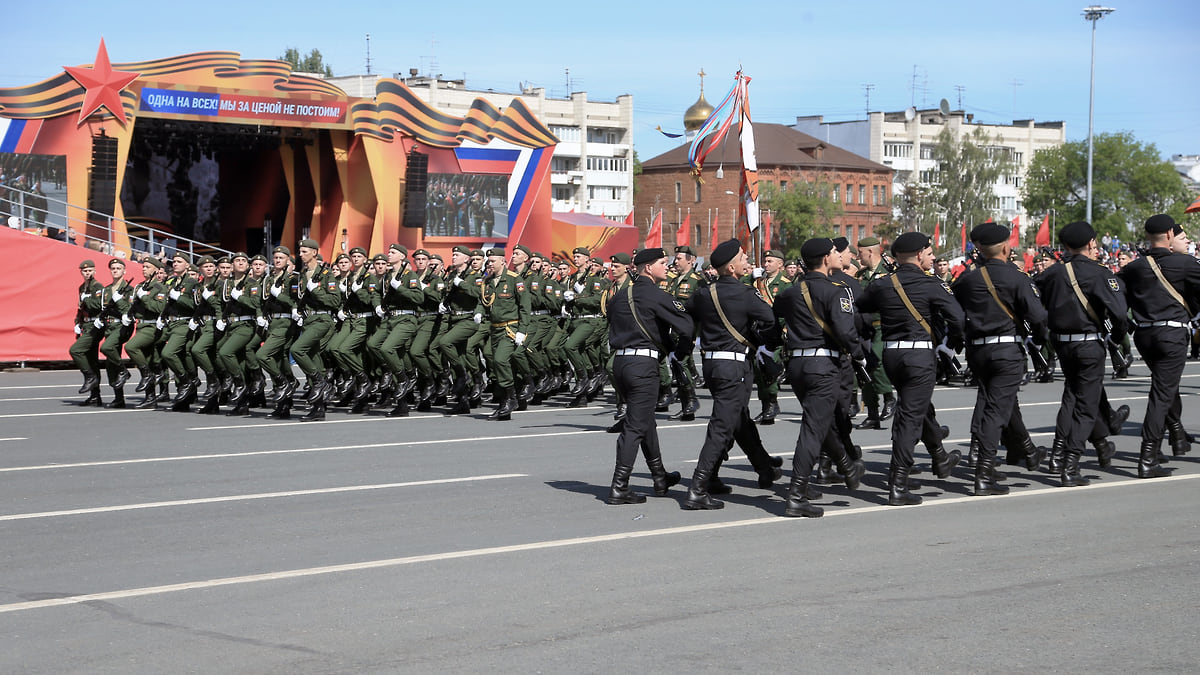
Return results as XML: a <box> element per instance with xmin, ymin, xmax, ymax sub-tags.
<box><xmin>683</xmin><ymin>68</ymin><xmax>713</xmax><ymax>131</ymax></box>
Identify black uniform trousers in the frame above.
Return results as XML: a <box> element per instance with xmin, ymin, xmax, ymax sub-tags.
<box><xmin>1134</xmin><ymin>326</ymin><xmax>1189</xmax><ymax>445</ymax></box>
<box><xmin>695</xmin><ymin>358</ymin><xmax>776</xmax><ymax>478</ymax></box>
<box><xmin>882</xmin><ymin>347</ymin><xmax>938</xmax><ymax>469</ymax></box>
<box><xmin>967</xmin><ymin>342</ymin><xmax>1025</xmax><ymax>463</ymax></box>
<box><xmin>1054</xmin><ymin>339</ymin><xmax>1107</xmax><ymax>452</ymax></box>
<box><xmin>613</xmin><ymin>354</ymin><xmax>665</xmax><ymax>467</ymax></box>
<box><xmin>786</xmin><ymin>354</ymin><xmax>844</xmax><ymax>479</ymax></box>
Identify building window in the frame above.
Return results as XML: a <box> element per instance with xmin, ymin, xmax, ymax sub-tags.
<box><xmin>872</xmin><ymin>185</ymin><xmax>879</xmax><ymax>206</ymax></box>
<box><xmin>779</xmin><ymin>180</ymin><xmax>788</xmax><ymax>191</ymax></box>
<box><xmin>553</xmin><ymin>186</ymin><xmax>573</xmax><ymax>201</ymax></box>
<box><xmin>584</xmin><ymin>157</ymin><xmax>629</xmax><ymax>172</ymax></box>
<box><xmin>549</xmin><ymin>125</ymin><xmax>580</xmax><ymax>142</ymax></box>
<box><xmin>694</xmin><ymin>181</ymin><xmax>702</xmax><ymax>202</ymax></box>
<box><xmin>832</xmin><ymin>185</ymin><xmax>839</xmax><ymax>202</ymax></box>
<box><xmin>845</xmin><ymin>184</ymin><xmax>853</xmax><ymax>204</ymax></box>
<box><xmin>920</xmin><ymin>144</ymin><xmax>935</xmax><ymax>160</ymax></box>
<box><xmin>858</xmin><ymin>185</ymin><xmax>866</xmax><ymax>205</ymax></box>
<box><xmin>675</xmin><ymin>182</ymin><xmax>682</xmax><ymax>203</ymax></box>
<box><xmin>884</xmin><ymin>142</ymin><xmax>913</xmax><ymax>158</ymax></box>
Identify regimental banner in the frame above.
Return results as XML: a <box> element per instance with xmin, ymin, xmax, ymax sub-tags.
<box><xmin>138</xmin><ymin>87</ymin><xmax>347</xmax><ymax>126</ymax></box>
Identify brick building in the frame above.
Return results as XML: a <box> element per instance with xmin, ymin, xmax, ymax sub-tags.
<box><xmin>635</xmin><ymin>123</ymin><xmax>894</xmax><ymax>255</ymax></box>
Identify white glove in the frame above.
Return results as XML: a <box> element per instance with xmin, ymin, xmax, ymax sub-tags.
<box><xmin>389</xmin><ymin>276</ymin><xmax>402</xmax><ymax>289</ymax></box>
<box><xmin>136</xmin><ymin>288</ymin><xmax>149</xmax><ymax>299</ymax></box>
<box><xmin>668</xmin><ymin>351</ymin><xmax>681</xmax><ymax>365</ymax></box>
<box><xmin>169</xmin><ymin>289</ymin><xmax>181</xmax><ymax>300</ymax></box>
<box><xmin>92</xmin><ymin>318</ymin><xmax>103</xmax><ymax>329</ymax></box>
<box><xmin>452</xmin><ymin>277</ymin><xmax>463</xmax><ymax>286</ymax></box>
<box><xmin>561</xmin><ymin>306</ymin><xmax>570</xmax><ymax>318</ymax></box>
<box><xmin>74</xmin><ymin>324</ymin><xmax>82</xmax><ymax>335</ymax></box>
<box><xmin>120</xmin><ymin>314</ymin><xmax>131</xmax><ymax>327</ymax></box>
<box><xmin>296</xmin><ymin>316</ymin><xmax>304</xmax><ymax>327</ymax></box>
<box><xmin>473</xmin><ymin>313</ymin><xmax>483</xmax><ymax>324</ymax></box>
<box><xmin>291</xmin><ymin>308</ymin><xmax>302</xmax><ymax>322</ymax></box>
<box><xmin>351</xmin><ymin>280</ymin><xmax>363</xmax><ymax>292</ymax></box>
<box><xmin>230</xmin><ymin>288</ymin><xmax>243</xmax><ymax>300</ymax></box>
<box><xmin>419</xmin><ymin>281</ymin><xmax>429</xmax><ymax>290</ymax></box>
<box><xmin>574</xmin><ymin>283</ymin><xmax>585</xmax><ymax>293</ymax></box>
<box><xmin>216</xmin><ymin>319</ymin><xmax>227</xmax><ymax>331</ymax></box>
<box><xmin>256</xmin><ymin>316</ymin><xmax>269</xmax><ymax>328</ymax></box>
<box><xmin>374</xmin><ymin>306</ymin><xmax>385</xmax><ymax>318</ymax></box>
<box><xmin>752</xmin><ymin>267</ymin><xmax>764</xmax><ymax>279</ymax></box>
<box><xmin>201</xmin><ymin>287</ymin><xmax>214</xmax><ymax>300</ymax></box>
<box><xmin>270</xmin><ymin>284</ymin><xmax>281</xmax><ymax>297</ymax></box>
<box><xmin>755</xmin><ymin>345</ymin><xmax>772</xmax><ymax>362</ymax></box>
<box><xmin>155</xmin><ymin>318</ymin><xmax>165</xmax><ymax>330</ymax></box>
<box><xmin>856</xmin><ymin>357</ymin><xmax>868</xmax><ymax>370</ymax></box>
<box><xmin>514</xmin><ymin>332</ymin><xmax>527</xmax><ymax>346</ymax></box>
<box><xmin>80</xmin><ymin>292</ymin><xmax>88</xmax><ymax>302</ymax></box>
<box><xmin>112</xmin><ymin>289</ymin><xmax>124</xmax><ymax>301</ymax></box>
<box><xmin>338</xmin><ymin>282</ymin><xmax>347</xmax><ymax>294</ymax></box>
<box><xmin>562</xmin><ymin>290</ymin><xmax>576</xmax><ymax>302</ymax></box>
<box><xmin>187</xmin><ymin>319</ymin><xmax>198</xmax><ymax>331</ymax></box>
<box><xmin>337</xmin><ymin>309</ymin><xmax>347</xmax><ymax>321</ymax></box>
<box><xmin>306</xmin><ymin>279</ymin><xmax>319</xmax><ymax>291</ymax></box>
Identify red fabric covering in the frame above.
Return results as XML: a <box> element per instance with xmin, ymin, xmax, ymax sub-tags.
<box><xmin>0</xmin><ymin>227</ymin><xmax>144</xmax><ymax>362</ymax></box>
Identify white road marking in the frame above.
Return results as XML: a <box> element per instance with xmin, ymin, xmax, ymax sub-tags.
<box><xmin>0</xmin><ymin>410</ymin><xmax>151</xmax><ymax>419</ymax></box>
<box><xmin>0</xmin><ymin>438</ymin><xmax>28</xmax><ymax>442</ymax></box>
<box><xmin>0</xmin><ymin>472</ymin><xmax>1194</xmax><ymax>616</ymax></box>
<box><xmin>0</xmin><ymin>397</ymin><xmax>87</xmax><ymax>403</ymax></box>
<box><xmin>186</xmin><ymin>404</ymin><xmax>612</xmax><ymax>430</ymax></box>
<box><xmin>0</xmin><ymin>474</ymin><xmax>525</xmax><ymax>522</ymax></box>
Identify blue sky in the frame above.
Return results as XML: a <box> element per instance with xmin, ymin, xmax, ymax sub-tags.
<box><xmin>3</xmin><ymin>0</ymin><xmax>1195</xmax><ymax>163</ymax></box>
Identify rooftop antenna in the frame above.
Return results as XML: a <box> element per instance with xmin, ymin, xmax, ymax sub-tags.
<box><xmin>365</xmin><ymin>33</ymin><xmax>372</xmax><ymax>75</ymax></box>
<box><xmin>423</xmin><ymin>36</ymin><xmax>438</xmax><ymax>78</ymax></box>
<box><xmin>862</xmin><ymin>83</ymin><xmax>875</xmax><ymax>117</ymax></box>
<box><xmin>911</xmin><ymin>65</ymin><xmax>919</xmax><ymax>107</ymax></box>
<box><xmin>1010</xmin><ymin>78</ymin><xmax>1024</xmax><ymax>119</ymax></box>
<box><xmin>954</xmin><ymin>84</ymin><xmax>965</xmax><ymax>110</ymax></box>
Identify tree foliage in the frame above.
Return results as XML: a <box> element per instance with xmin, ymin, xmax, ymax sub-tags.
<box><xmin>760</xmin><ymin>180</ymin><xmax>843</xmax><ymax>258</ymax></box>
<box><xmin>279</xmin><ymin>47</ymin><xmax>333</xmax><ymax>77</ymax></box>
<box><xmin>1022</xmin><ymin>132</ymin><xmax>1191</xmax><ymax>239</ymax></box>
<box><xmin>928</xmin><ymin>127</ymin><xmax>1014</xmax><ymax>232</ymax></box>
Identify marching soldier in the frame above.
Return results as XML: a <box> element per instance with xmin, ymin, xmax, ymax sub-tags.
<box><xmin>291</xmin><ymin>239</ymin><xmax>342</xmax><ymax>422</ymax></box>
<box><xmin>604</xmin><ymin>247</ymin><xmax>694</xmax><ymax>504</ymax></box>
<box><xmin>96</xmin><ymin>258</ymin><xmax>135</xmax><ymax>408</ymax></box>
<box><xmin>69</xmin><ymin>259</ymin><xmax>105</xmax><ymax>404</ymax></box>
<box><xmin>1118</xmin><ymin>214</ymin><xmax>1200</xmax><ymax>476</ymax></box>
<box><xmin>856</xmin><ymin>232</ymin><xmax>965</xmax><ymax>505</ymax></box>
<box><xmin>126</xmin><ymin>257</ymin><xmax>168</xmax><ymax>408</ymax></box>
<box><xmin>854</xmin><ymin>236</ymin><xmax>897</xmax><ymax>428</ymax></box>
<box><xmin>664</xmin><ymin>245</ymin><xmax>706</xmax><ymax>418</ymax></box>
<box><xmin>328</xmin><ymin>247</ymin><xmax>376</xmax><ymax>411</ymax></box>
<box><xmin>439</xmin><ymin>245</ymin><xmax>484</xmax><ymax>414</ymax></box>
<box><xmin>258</xmin><ymin>246</ymin><xmax>300</xmax><ymax>419</ymax></box>
<box><xmin>189</xmin><ymin>256</ymin><xmax>222</xmax><ymax>400</ymax></box>
<box><xmin>562</xmin><ymin>247</ymin><xmax>607</xmax><ymax>406</ymax></box>
<box><xmin>160</xmin><ymin>253</ymin><xmax>202</xmax><ymax>411</ymax></box>
<box><xmin>480</xmin><ymin>248</ymin><xmax>530</xmax><ymax>421</ymax></box>
<box><xmin>746</xmin><ymin>249</ymin><xmax>790</xmax><ymax>425</ymax></box>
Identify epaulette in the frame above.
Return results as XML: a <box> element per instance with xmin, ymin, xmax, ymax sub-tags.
<box><xmin>505</xmin><ymin>270</ymin><xmax>519</xmax><ymax>278</ymax></box>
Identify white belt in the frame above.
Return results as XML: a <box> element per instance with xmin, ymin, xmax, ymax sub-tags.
<box><xmin>453</xmin><ymin>310</ymin><xmax>475</xmax><ymax>316</ymax></box>
<box><xmin>396</xmin><ymin>309</ymin><xmax>417</xmax><ymax>315</ymax></box>
<box><xmin>884</xmin><ymin>340</ymin><xmax>933</xmax><ymax>349</ymax></box>
<box><xmin>615</xmin><ymin>348</ymin><xmax>658</xmax><ymax>358</ymax></box>
<box><xmin>351</xmin><ymin>312</ymin><xmax>373</xmax><ymax>318</ymax></box>
<box><xmin>229</xmin><ymin>315</ymin><xmax>255</xmax><ymax>323</ymax></box>
<box><xmin>269</xmin><ymin>313</ymin><xmax>292</xmax><ymax>319</ymax></box>
<box><xmin>306</xmin><ymin>310</ymin><xmax>332</xmax><ymax>316</ymax></box>
<box><xmin>576</xmin><ymin>314</ymin><xmax>602</xmax><ymax>319</ymax></box>
<box><xmin>703</xmin><ymin>351</ymin><xmax>746</xmax><ymax>361</ymax></box>
<box><xmin>531</xmin><ymin>310</ymin><xmax>552</xmax><ymax>315</ymax></box>
<box><xmin>1053</xmin><ymin>332</ymin><xmax>1102</xmax><ymax>342</ymax></box>
<box><xmin>1138</xmin><ymin>320</ymin><xmax>1188</xmax><ymax>329</ymax></box>
<box><xmin>792</xmin><ymin>348</ymin><xmax>840</xmax><ymax>357</ymax></box>
<box><xmin>970</xmin><ymin>335</ymin><xmax>1019</xmax><ymax>345</ymax></box>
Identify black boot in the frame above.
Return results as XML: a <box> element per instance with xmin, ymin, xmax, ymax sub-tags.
<box><xmin>812</xmin><ymin>452</ymin><xmax>838</xmax><ymax>485</ymax></box>
<box><xmin>754</xmin><ymin>395</ymin><xmax>779</xmax><ymax>425</ymax></box>
<box><xmin>446</xmin><ymin>392</ymin><xmax>471</xmax><ymax>415</ymax></box>
<box><xmin>1137</xmin><ymin>439</ymin><xmax>1170</xmax><ymax>478</ymax></box>
<box><xmin>669</xmin><ymin>385</ymin><xmax>698</xmax><ymax>421</ymax></box>
<box><xmin>136</xmin><ymin>381</ymin><xmax>159</xmax><ymax>409</ymax></box>
<box><xmin>682</xmin><ymin>468</ymin><xmax>724</xmax><ymax>510</ymax></box>
<box><xmin>266</xmin><ymin>396</ymin><xmax>293</xmax><ymax>420</ymax></box>
<box><xmin>1107</xmin><ymin>404</ymin><xmax>1130</xmax><ymax>436</ymax></box>
<box><xmin>195</xmin><ymin>393</ymin><xmax>221</xmax><ymax>415</ymax></box>
<box><xmin>974</xmin><ymin>455</ymin><xmax>1009</xmax><ymax>496</ymax></box>
<box><xmin>929</xmin><ymin>443</ymin><xmax>961</xmax><ymax>479</ymax></box>
<box><xmin>103</xmin><ymin>388</ymin><xmax>126</xmax><ymax>409</ymax></box>
<box><xmin>490</xmin><ymin>387</ymin><xmax>515</xmax><ymax>421</ymax></box>
<box><xmin>832</xmin><ymin>450</ymin><xmax>866</xmax><ymax>490</ymax></box>
<box><xmin>1093</xmin><ymin>438</ymin><xmax>1116</xmax><ymax>468</ymax></box>
<box><xmin>135</xmin><ymin>369</ymin><xmax>151</xmax><ymax>392</ymax></box>
<box><xmin>783</xmin><ymin>474</ymin><xmax>824</xmax><ymax>517</ymax></box>
<box><xmin>612</xmin><ymin>403</ymin><xmax>627</xmax><ymax>421</ymax></box>
<box><xmin>1167</xmin><ymin>419</ymin><xmax>1191</xmax><ymax>457</ymax></box>
<box><xmin>300</xmin><ymin>400</ymin><xmax>326</xmax><ymax>422</ymax></box>
<box><xmin>606</xmin><ymin>463</ymin><xmax>647</xmax><ymax>505</ymax></box>
<box><xmin>386</xmin><ymin>397</ymin><xmax>410</xmax><ymax>418</ymax></box>
<box><xmin>1048</xmin><ymin>437</ymin><xmax>1067</xmax><ymax>474</ymax></box>
<box><xmin>79</xmin><ymin>371</ymin><xmax>99</xmax><ymax>394</ymax></box>
<box><xmin>967</xmin><ymin>436</ymin><xmax>979</xmax><ymax>471</ymax></box>
<box><xmin>1061</xmin><ymin>448</ymin><xmax>1090</xmax><ymax>487</ymax></box>
<box><xmin>654</xmin><ymin>386</ymin><xmax>673</xmax><ymax>412</ymax></box>
<box><xmin>645</xmin><ymin>455</ymin><xmax>681</xmax><ymax>497</ymax></box>
<box><xmin>887</xmin><ymin>464</ymin><xmax>922</xmax><ymax>506</ymax></box>
<box><xmin>879</xmin><ymin>392</ymin><xmax>896</xmax><ymax>420</ymax></box>
<box><xmin>199</xmin><ymin>373</ymin><xmax>217</xmax><ymax>400</ymax></box>
<box><xmin>855</xmin><ymin>403</ymin><xmax>881</xmax><ymax>430</ymax></box>
<box><xmin>1021</xmin><ymin>437</ymin><xmax>1047</xmax><ymax>471</ymax></box>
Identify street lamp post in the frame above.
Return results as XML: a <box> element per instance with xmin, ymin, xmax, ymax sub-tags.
<box><xmin>1083</xmin><ymin>5</ymin><xmax>1114</xmax><ymax>225</ymax></box>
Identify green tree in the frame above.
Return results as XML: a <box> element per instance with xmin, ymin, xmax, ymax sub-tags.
<box><xmin>760</xmin><ymin>179</ymin><xmax>843</xmax><ymax>258</ymax></box>
<box><xmin>632</xmin><ymin>150</ymin><xmax>642</xmax><ymax>200</ymax></box>
<box><xmin>928</xmin><ymin>127</ymin><xmax>1013</xmax><ymax>233</ymax></box>
<box><xmin>1022</xmin><ymin>132</ymin><xmax>1191</xmax><ymax>239</ymax></box>
<box><xmin>279</xmin><ymin>47</ymin><xmax>333</xmax><ymax>77</ymax></box>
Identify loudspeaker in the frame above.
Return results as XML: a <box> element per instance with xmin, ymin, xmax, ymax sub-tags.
<box><xmin>89</xmin><ymin>133</ymin><xmax>119</xmax><ymax>217</ymax></box>
<box><xmin>402</xmin><ymin>150</ymin><xmax>429</xmax><ymax>229</ymax></box>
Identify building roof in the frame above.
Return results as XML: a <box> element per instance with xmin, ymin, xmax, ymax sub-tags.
<box><xmin>641</xmin><ymin>123</ymin><xmax>891</xmax><ymax>173</ymax></box>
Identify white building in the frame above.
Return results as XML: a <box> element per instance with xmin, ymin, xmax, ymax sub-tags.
<box><xmin>1170</xmin><ymin>154</ymin><xmax>1200</xmax><ymax>190</ymax></box>
<box><xmin>793</xmin><ymin>107</ymin><xmax>1066</xmax><ymax>231</ymax></box>
<box><xmin>329</xmin><ymin>74</ymin><xmax>634</xmax><ymax>220</ymax></box>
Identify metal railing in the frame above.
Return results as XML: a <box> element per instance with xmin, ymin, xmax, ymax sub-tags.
<box><xmin>0</xmin><ymin>183</ymin><xmax>232</xmax><ymax>261</ymax></box>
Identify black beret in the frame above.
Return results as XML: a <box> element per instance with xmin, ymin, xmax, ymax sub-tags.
<box><xmin>349</xmin><ymin>246</ymin><xmax>367</xmax><ymax>257</ymax></box>
<box><xmin>970</xmin><ymin>223</ymin><xmax>1009</xmax><ymax>246</ymax></box>
<box><xmin>1059</xmin><ymin>221</ymin><xmax>1096</xmax><ymax>249</ymax></box>
<box><xmin>832</xmin><ymin>237</ymin><xmax>850</xmax><ymax>253</ymax></box>
<box><xmin>1145</xmin><ymin>213</ymin><xmax>1181</xmax><ymax>235</ymax></box>
<box><xmin>675</xmin><ymin>245</ymin><xmax>695</xmax><ymax>256</ymax></box>
<box><xmin>801</xmin><ymin>237</ymin><xmax>836</xmax><ymax>260</ymax></box>
<box><xmin>633</xmin><ymin>247</ymin><xmax>666</xmax><ymax>266</ymax></box>
<box><xmin>709</xmin><ymin>238</ymin><xmax>742</xmax><ymax>268</ymax></box>
<box><xmin>891</xmin><ymin>231</ymin><xmax>931</xmax><ymax>255</ymax></box>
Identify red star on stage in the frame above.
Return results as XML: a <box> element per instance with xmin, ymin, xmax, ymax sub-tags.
<box><xmin>63</xmin><ymin>38</ymin><xmax>140</xmax><ymax>126</ymax></box>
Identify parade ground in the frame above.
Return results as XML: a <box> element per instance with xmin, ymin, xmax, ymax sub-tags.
<box><xmin>1</xmin><ymin>360</ymin><xmax>1198</xmax><ymax>672</ymax></box>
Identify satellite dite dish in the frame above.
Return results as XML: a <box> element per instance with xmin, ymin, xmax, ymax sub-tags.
<box><xmin>939</xmin><ymin>98</ymin><xmax>951</xmax><ymax>115</ymax></box>
<box><xmin>904</xmin><ymin>107</ymin><xmax>916</xmax><ymax>121</ymax></box>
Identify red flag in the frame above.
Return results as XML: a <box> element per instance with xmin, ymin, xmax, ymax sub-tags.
<box><xmin>1186</xmin><ymin>194</ymin><xmax>1200</xmax><ymax>214</ymax></box>
<box><xmin>1035</xmin><ymin>214</ymin><xmax>1050</xmax><ymax>247</ymax></box>
<box><xmin>933</xmin><ymin>222</ymin><xmax>940</xmax><ymax>248</ymax></box>
<box><xmin>1009</xmin><ymin>215</ymin><xmax>1020</xmax><ymax>249</ymax></box>
<box><xmin>710</xmin><ymin>212</ymin><xmax>719</xmax><ymax>248</ymax></box>
<box><xmin>762</xmin><ymin>212</ymin><xmax>772</xmax><ymax>250</ymax></box>
<box><xmin>645</xmin><ymin>211</ymin><xmax>663</xmax><ymax>248</ymax></box>
<box><xmin>676</xmin><ymin>213</ymin><xmax>692</xmax><ymax>247</ymax></box>
<box><xmin>960</xmin><ymin>222</ymin><xmax>966</xmax><ymax>252</ymax></box>
<box><xmin>624</xmin><ymin>209</ymin><xmax>634</xmax><ymax>225</ymax></box>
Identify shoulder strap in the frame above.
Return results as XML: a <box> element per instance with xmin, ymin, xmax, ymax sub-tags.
<box><xmin>798</xmin><ymin>281</ymin><xmax>831</xmax><ymax>337</ymax></box>
<box><xmin>1064</xmin><ymin>262</ymin><xmax>1101</xmax><ymax>325</ymax></box>
<box><xmin>1145</xmin><ymin>255</ymin><xmax>1189</xmax><ymax>312</ymax></box>
<box><xmin>978</xmin><ymin>266</ymin><xmax>1015</xmax><ymax>321</ymax></box>
<box><xmin>626</xmin><ymin>283</ymin><xmax>667</xmax><ymax>353</ymax></box>
<box><xmin>711</xmin><ymin>283</ymin><xmax>751</xmax><ymax>346</ymax></box>
<box><xmin>889</xmin><ymin>274</ymin><xmax>932</xmax><ymax>336</ymax></box>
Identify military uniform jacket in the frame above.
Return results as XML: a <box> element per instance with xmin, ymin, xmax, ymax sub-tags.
<box><xmin>567</xmin><ymin>270</ymin><xmax>609</xmax><ymax>316</ymax></box>
<box><xmin>750</xmin><ymin>270</ymin><xmax>792</xmax><ymax>306</ymax></box>
<box><xmin>296</xmin><ymin>264</ymin><xmax>342</xmax><ymax>314</ymax></box>
<box><xmin>951</xmin><ymin>258</ymin><xmax>1047</xmax><ymax>341</ymax></box>
<box><xmin>96</xmin><ymin>278</ymin><xmax>134</xmax><ymax>322</ymax></box>
<box><xmin>383</xmin><ymin>265</ymin><xmax>426</xmax><ymax>311</ymax></box>
<box><xmin>443</xmin><ymin>267</ymin><xmax>482</xmax><ymax>314</ymax></box>
<box><xmin>857</xmin><ymin>263</ymin><xmax>964</xmax><ymax>343</ymax></box>
<box><xmin>539</xmin><ymin>273</ymin><xmax>564</xmax><ymax>314</ymax></box>
<box><xmin>161</xmin><ymin>274</ymin><xmax>199</xmax><ymax>320</ymax></box>
<box><xmin>1034</xmin><ymin>253</ymin><xmax>1128</xmax><ymax>337</ymax></box>
<box><xmin>76</xmin><ymin>277</ymin><xmax>105</xmax><ymax>323</ymax></box>
<box><xmin>342</xmin><ymin>267</ymin><xmax>379</xmax><ymax>314</ymax></box>
<box><xmin>193</xmin><ymin>277</ymin><xmax>222</xmax><ymax>319</ymax></box>
<box><xmin>129</xmin><ymin>279</ymin><xmax>167</xmax><ymax>320</ymax></box>
<box><xmin>221</xmin><ymin>273</ymin><xmax>262</xmax><ymax>320</ymax></box>
<box><xmin>686</xmin><ymin>275</ymin><xmax>777</xmax><ymax>352</ymax></box>
<box><xmin>857</xmin><ymin>260</ymin><xmax>891</xmax><ymax>287</ymax></box>
<box><xmin>482</xmin><ymin>270</ymin><xmax>530</xmax><ymax>332</ymax></box>
<box><xmin>1117</xmin><ymin>247</ymin><xmax>1200</xmax><ymax>326</ymax></box>
<box><xmin>414</xmin><ymin>269</ymin><xmax>445</xmax><ymax>313</ymax></box>
<box><xmin>601</xmin><ymin>277</ymin><xmax>630</xmax><ymax>317</ymax></box>
<box><xmin>261</xmin><ymin>270</ymin><xmax>299</xmax><ymax>316</ymax></box>
<box><xmin>668</xmin><ymin>269</ymin><xmax>706</xmax><ymax>303</ymax></box>
<box><xmin>607</xmin><ymin>276</ymin><xmax>693</xmax><ymax>353</ymax></box>
<box><xmin>773</xmin><ymin>271</ymin><xmax>864</xmax><ymax>359</ymax></box>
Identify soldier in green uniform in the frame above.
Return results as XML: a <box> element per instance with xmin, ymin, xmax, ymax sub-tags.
<box><xmin>664</xmin><ymin>245</ymin><xmax>706</xmax><ymax>419</ymax></box>
<box><xmin>291</xmin><ymin>239</ymin><xmax>343</xmax><ymax>421</ymax></box>
<box><xmin>160</xmin><ymin>252</ymin><xmax>202</xmax><ymax>411</ymax></box>
<box><xmin>199</xmin><ymin>252</ymin><xmax>259</xmax><ymax>415</ymax></box>
<box><xmin>510</xmin><ymin>245</ymin><xmax>550</xmax><ymax>405</ymax></box>
<box><xmin>480</xmin><ymin>248</ymin><xmax>531</xmax><ymax>420</ymax></box>
<box><xmin>258</xmin><ymin>246</ymin><xmax>300</xmax><ymax>418</ymax></box>
<box><xmin>562</xmin><ymin>247</ymin><xmax>607</xmax><ymax>406</ymax></box>
<box><xmin>602</xmin><ymin>252</ymin><xmax>634</xmax><ymax>432</ymax></box>
<box><xmin>745</xmin><ymin>249</ymin><xmax>792</xmax><ymax>424</ymax></box>
<box><xmin>188</xmin><ymin>256</ymin><xmax>221</xmax><ymax>400</ymax></box>
<box><xmin>539</xmin><ymin>257</ymin><xmax>568</xmax><ymax>396</ymax></box>
<box><xmin>464</xmin><ymin>249</ymin><xmax>491</xmax><ymax>404</ymax></box>
<box><xmin>440</xmin><ymin>246</ymin><xmax>484</xmax><ymax>414</ymax></box>
<box><xmin>854</xmin><ymin>236</ymin><xmax>897</xmax><ymax>428</ymax></box>
<box><xmin>409</xmin><ymin>249</ymin><xmax>446</xmax><ymax>410</ymax></box>
<box><xmin>125</xmin><ymin>257</ymin><xmax>167</xmax><ymax>408</ymax></box>
<box><xmin>377</xmin><ymin>245</ymin><xmax>429</xmax><ymax>416</ymax></box>
<box><xmin>95</xmin><ymin>258</ymin><xmax>135</xmax><ymax>408</ymax></box>
<box><xmin>327</xmin><ymin>247</ymin><xmax>376</xmax><ymax>409</ymax></box>
<box><xmin>69</xmin><ymin>259</ymin><xmax>106</xmax><ymax>404</ymax></box>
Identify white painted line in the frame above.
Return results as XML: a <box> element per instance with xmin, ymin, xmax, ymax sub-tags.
<box><xmin>0</xmin><ymin>438</ymin><xmax>28</xmax><ymax>442</ymax></box>
<box><xmin>0</xmin><ymin>409</ymin><xmax>152</xmax><ymax>419</ymax></box>
<box><xmin>0</xmin><ymin>396</ymin><xmax>88</xmax><ymax>403</ymax></box>
<box><xmin>0</xmin><ymin>474</ymin><xmax>525</xmax><ymax>523</ymax></box>
<box><xmin>185</xmin><ymin>404</ymin><xmax>612</xmax><ymax>430</ymax></box>
<box><xmin>0</xmin><ymin>425</ymin><xmax>708</xmax><ymax>473</ymax></box>
<box><xmin>0</xmin><ymin>472</ymin><xmax>1194</xmax><ymax>616</ymax></box>
<box><xmin>0</xmin><ymin>385</ymin><xmax>82</xmax><ymax>390</ymax></box>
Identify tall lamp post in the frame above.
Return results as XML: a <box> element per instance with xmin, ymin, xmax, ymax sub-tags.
<box><xmin>1083</xmin><ymin>5</ymin><xmax>1114</xmax><ymax>225</ymax></box>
